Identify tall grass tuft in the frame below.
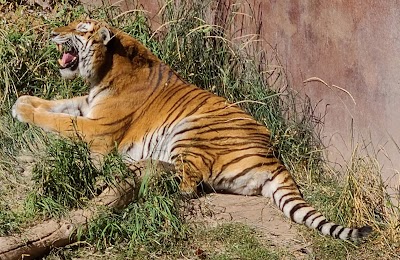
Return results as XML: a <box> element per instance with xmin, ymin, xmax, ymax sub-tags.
<box><xmin>84</xmin><ymin>170</ymin><xmax>189</xmax><ymax>257</ymax></box>
<box><xmin>24</xmin><ymin>138</ymin><xmax>101</xmax><ymax>217</ymax></box>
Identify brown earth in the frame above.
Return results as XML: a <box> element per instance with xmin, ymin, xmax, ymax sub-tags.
<box><xmin>188</xmin><ymin>193</ymin><xmax>311</xmax><ymax>258</ymax></box>
<box><xmin>8</xmin><ymin>154</ymin><xmax>311</xmax><ymax>258</ymax></box>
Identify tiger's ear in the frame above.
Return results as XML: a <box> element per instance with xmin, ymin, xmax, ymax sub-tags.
<box><xmin>98</xmin><ymin>27</ymin><xmax>113</xmax><ymax>45</ymax></box>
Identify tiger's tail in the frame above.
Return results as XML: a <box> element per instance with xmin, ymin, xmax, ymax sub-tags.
<box><xmin>262</xmin><ymin>167</ymin><xmax>372</xmax><ymax>240</ymax></box>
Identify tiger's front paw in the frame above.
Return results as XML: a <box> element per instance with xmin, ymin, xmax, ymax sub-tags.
<box><xmin>12</xmin><ymin>96</ymin><xmax>36</xmax><ymax>123</ymax></box>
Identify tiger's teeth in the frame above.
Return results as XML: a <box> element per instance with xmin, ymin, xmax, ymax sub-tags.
<box><xmin>58</xmin><ymin>58</ymin><xmax>64</xmax><ymax>67</ymax></box>
<box><xmin>57</xmin><ymin>44</ymin><xmax>62</xmax><ymax>52</ymax></box>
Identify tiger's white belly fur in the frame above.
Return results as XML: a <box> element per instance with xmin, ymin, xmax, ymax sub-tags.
<box><xmin>123</xmin><ymin>126</ymin><xmax>176</xmax><ymax>164</ymax></box>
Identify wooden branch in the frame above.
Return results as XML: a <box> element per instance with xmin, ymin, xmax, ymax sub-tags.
<box><xmin>0</xmin><ymin>178</ymin><xmax>135</xmax><ymax>260</ymax></box>
<box><xmin>0</xmin><ymin>160</ymin><xmax>175</xmax><ymax>260</ymax></box>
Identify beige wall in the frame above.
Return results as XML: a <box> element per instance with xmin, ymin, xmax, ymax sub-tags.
<box><xmin>256</xmin><ymin>1</ymin><xmax>400</xmax><ymax>197</ymax></box>
<box><xmin>82</xmin><ymin>0</ymin><xmax>400</xmax><ymax>197</ymax></box>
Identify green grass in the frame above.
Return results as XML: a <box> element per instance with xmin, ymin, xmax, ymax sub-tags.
<box><xmin>83</xmin><ymin>170</ymin><xmax>188</xmax><ymax>258</ymax></box>
<box><xmin>0</xmin><ymin>1</ymin><xmax>398</xmax><ymax>259</ymax></box>
<box><xmin>24</xmin><ymin>138</ymin><xmax>102</xmax><ymax>218</ymax></box>
<box><xmin>195</xmin><ymin>223</ymin><xmax>286</xmax><ymax>260</ymax></box>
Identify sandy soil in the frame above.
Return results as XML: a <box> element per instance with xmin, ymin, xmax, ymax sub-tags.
<box><xmin>188</xmin><ymin>193</ymin><xmax>312</xmax><ymax>258</ymax></box>
<box><xmin>7</xmin><ymin>155</ymin><xmax>312</xmax><ymax>258</ymax></box>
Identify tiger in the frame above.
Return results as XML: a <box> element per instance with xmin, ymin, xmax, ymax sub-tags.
<box><xmin>12</xmin><ymin>19</ymin><xmax>371</xmax><ymax>240</ymax></box>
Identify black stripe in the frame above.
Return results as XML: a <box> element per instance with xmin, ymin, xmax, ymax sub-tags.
<box><xmin>167</xmin><ymin>68</ymin><xmax>174</xmax><ymax>82</ymax></box>
<box><xmin>164</xmin><ymin>74</ymin><xmax>179</xmax><ymax>89</ymax></box>
<box><xmin>139</xmin><ymin>130</ymin><xmax>151</xmax><ymax>159</ymax></box>
<box><xmin>152</xmin><ymin>84</ymin><xmax>192</xmax><ymax>113</ymax></box>
<box><xmin>147</xmin><ymin>64</ymin><xmax>155</xmax><ymax>81</ymax></box>
<box><xmin>75</xmin><ymin>37</ymin><xmax>84</xmax><ymax>47</ymax></box>
<box><xmin>335</xmin><ymin>226</ymin><xmax>345</xmax><ymax>238</ymax></box>
<box><xmin>100</xmin><ymin>112</ymin><xmax>133</xmax><ymax>126</ymax></box>
<box><xmin>146</xmin><ymin>131</ymin><xmax>156</xmax><ymax>157</ymax></box>
<box><xmin>309</xmin><ymin>213</ymin><xmax>323</xmax><ymax>227</ymax></box>
<box><xmin>350</xmin><ymin>229</ymin><xmax>357</xmax><ymax>238</ymax></box>
<box><xmin>316</xmin><ymin>219</ymin><xmax>329</xmax><ymax>231</ymax></box>
<box><xmin>166</xmin><ymin>89</ymin><xmax>206</xmax><ymax>114</ymax></box>
<box><xmin>329</xmin><ymin>224</ymin><xmax>340</xmax><ymax>237</ymax></box>
<box><xmin>197</xmin><ymin>123</ymin><xmax>266</xmax><ymax>135</ymax></box>
<box><xmin>77</xmin><ymin>106</ymin><xmax>83</xmax><ymax>116</ymax></box>
<box><xmin>278</xmin><ymin>192</ymin><xmax>300</xmax><ymax>208</ymax></box>
<box><xmin>155</xmin><ymin>63</ymin><xmax>164</xmax><ymax>86</ymax></box>
<box><xmin>230</xmin><ymin>162</ymin><xmax>269</xmax><ymax>180</ymax></box>
<box><xmin>302</xmin><ymin>209</ymin><xmax>317</xmax><ymax>223</ymax></box>
<box><xmin>163</xmin><ymin>91</ymin><xmax>210</xmax><ymax>125</ymax></box>
<box><xmin>196</xmin><ymin>126</ymin><xmax>259</xmax><ymax>135</ymax></box>
<box><xmin>139</xmin><ymin>129</ymin><xmax>149</xmax><ymax>147</ymax></box>
<box><xmin>217</xmin><ymin>144</ymin><xmax>272</xmax><ymax>155</ymax></box>
<box><xmin>188</xmin><ymin>118</ymin><xmax>260</xmax><ymax>131</ymax></box>
<box><xmin>135</xmin><ymin>83</ymin><xmax>188</xmax><ymax>120</ymax></box>
<box><xmin>272</xmin><ymin>184</ymin><xmax>296</xmax><ymax>202</ymax></box>
<box><xmin>219</xmin><ymin>153</ymin><xmax>269</xmax><ymax>173</ymax></box>
<box><xmin>173</xmin><ymin>121</ymin><xmax>229</xmax><ymax>138</ymax></box>
<box><xmin>280</xmin><ymin>174</ymin><xmax>292</xmax><ymax>184</ymax></box>
<box><xmin>177</xmin><ymin>95</ymin><xmax>209</xmax><ymax>120</ymax></box>
<box><xmin>174</xmin><ymin>129</ymin><xmax>269</xmax><ymax>147</ymax></box>
<box><xmin>171</xmin><ymin>143</ymin><xmax>217</xmax><ymax>154</ymax></box>
<box><xmin>186</xmin><ymin>99</ymin><xmax>211</xmax><ymax>117</ymax></box>
<box><xmin>289</xmin><ymin>202</ymin><xmax>308</xmax><ymax>220</ymax></box>
<box><xmin>281</xmin><ymin>196</ymin><xmax>299</xmax><ymax>209</ymax></box>
<box><xmin>115</xmin><ymin>121</ymin><xmax>132</xmax><ymax>142</ymax></box>
<box><xmin>184</xmin><ymin>111</ymin><xmax>248</xmax><ymax>124</ymax></box>
<box><xmin>160</xmin><ymin>80</ymin><xmax>189</xmax><ymax>99</ymax></box>
<box><xmin>214</xmin><ymin>162</ymin><xmax>266</xmax><ymax>185</ymax></box>
<box><xmin>269</xmin><ymin>166</ymin><xmax>286</xmax><ymax>182</ymax></box>
<box><xmin>176</xmin><ymin>135</ymin><xmax>269</xmax><ymax>145</ymax></box>
<box><xmin>171</xmin><ymin>150</ymin><xmax>213</xmax><ymax>169</ymax></box>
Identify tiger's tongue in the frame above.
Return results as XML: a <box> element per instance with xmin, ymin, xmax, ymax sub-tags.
<box><xmin>58</xmin><ymin>52</ymin><xmax>75</xmax><ymax>67</ymax></box>
<box><xmin>62</xmin><ymin>52</ymin><xmax>75</xmax><ymax>64</ymax></box>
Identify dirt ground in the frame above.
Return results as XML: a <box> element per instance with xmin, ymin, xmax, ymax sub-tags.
<box><xmin>7</xmin><ymin>155</ymin><xmax>311</xmax><ymax>258</ymax></box>
<box><xmin>188</xmin><ymin>193</ymin><xmax>311</xmax><ymax>258</ymax></box>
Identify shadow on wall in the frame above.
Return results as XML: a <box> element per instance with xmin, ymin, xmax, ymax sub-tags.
<box><xmin>80</xmin><ymin>0</ymin><xmax>399</xmax><ymax>198</ymax></box>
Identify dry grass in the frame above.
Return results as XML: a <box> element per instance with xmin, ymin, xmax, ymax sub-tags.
<box><xmin>295</xmin><ymin>145</ymin><xmax>400</xmax><ymax>259</ymax></box>
<box><xmin>0</xmin><ymin>1</ymin><xmax>399</xmax><ymax>259</ymax></box>
<box><xmin>338</xmin><ymin>148</ymin><xmax>400</xmax><ymax>258</ymax></box>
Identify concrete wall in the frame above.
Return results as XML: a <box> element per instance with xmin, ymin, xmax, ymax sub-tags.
<box><xmin>81</xmin><ymin>0</ymin><xmax>400</xmax><ymax>198</ymax></box>
<box><xmin>253</xmin><ymin>1</ymin><xmax>400</xmax><ymax>197</ymax></box>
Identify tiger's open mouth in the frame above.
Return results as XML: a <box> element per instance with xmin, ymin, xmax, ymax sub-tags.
<box><xmin>56</xmin><ymin>44</ymin><xmax>79</xmax><ymax>69</ymax></box>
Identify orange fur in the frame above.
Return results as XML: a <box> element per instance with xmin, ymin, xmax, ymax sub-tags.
<box><xmin>12</xmin><ymin>20</ymin><xmax>371</xmax><ymax>240</ymax></box>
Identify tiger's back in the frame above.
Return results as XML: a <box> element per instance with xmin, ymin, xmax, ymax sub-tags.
<box><xmin>12</xmin><ymin>19</ymin><xmax>372</xmax><ymax>241</ymax></box>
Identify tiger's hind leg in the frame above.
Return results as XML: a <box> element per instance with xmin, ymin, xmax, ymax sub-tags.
<box><xmin>173</xmin><ymin>154</ymin><xmax>210</xmax><ymax>197</ymax></box>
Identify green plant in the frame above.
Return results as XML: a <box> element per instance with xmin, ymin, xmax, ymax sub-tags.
<box><xmin>24</xmin><ymin>138</ymin><xmax>100</xmax><ymax>217</ymax></box>
<box><xmin>84</xmin><ymin>169</ymin><xmax>189</xmax><ymax>258</ymax></box>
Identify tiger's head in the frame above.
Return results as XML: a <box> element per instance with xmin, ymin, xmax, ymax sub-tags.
<box><xmin>52</xmin><ymin>19</ymin><xmax>113</xmax><ymax>83</ymax></box>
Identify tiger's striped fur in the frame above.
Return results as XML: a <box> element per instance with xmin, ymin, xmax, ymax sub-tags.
<box><xmin>12</xmin><ymin>19</ymin><xmax>371</xmax><ymax>240</ymax></box>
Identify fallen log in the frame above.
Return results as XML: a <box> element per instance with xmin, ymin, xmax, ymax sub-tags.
<box><xmin>0</xmin><ymin>160</ymin><xmax>175</xmax><ymax>260</ymax></box>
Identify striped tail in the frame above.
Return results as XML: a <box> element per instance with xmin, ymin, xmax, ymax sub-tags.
<box><xmin>263</xmin><ymin>168</ymin><xmax>372</xmax><ymax>240</ymax></box>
